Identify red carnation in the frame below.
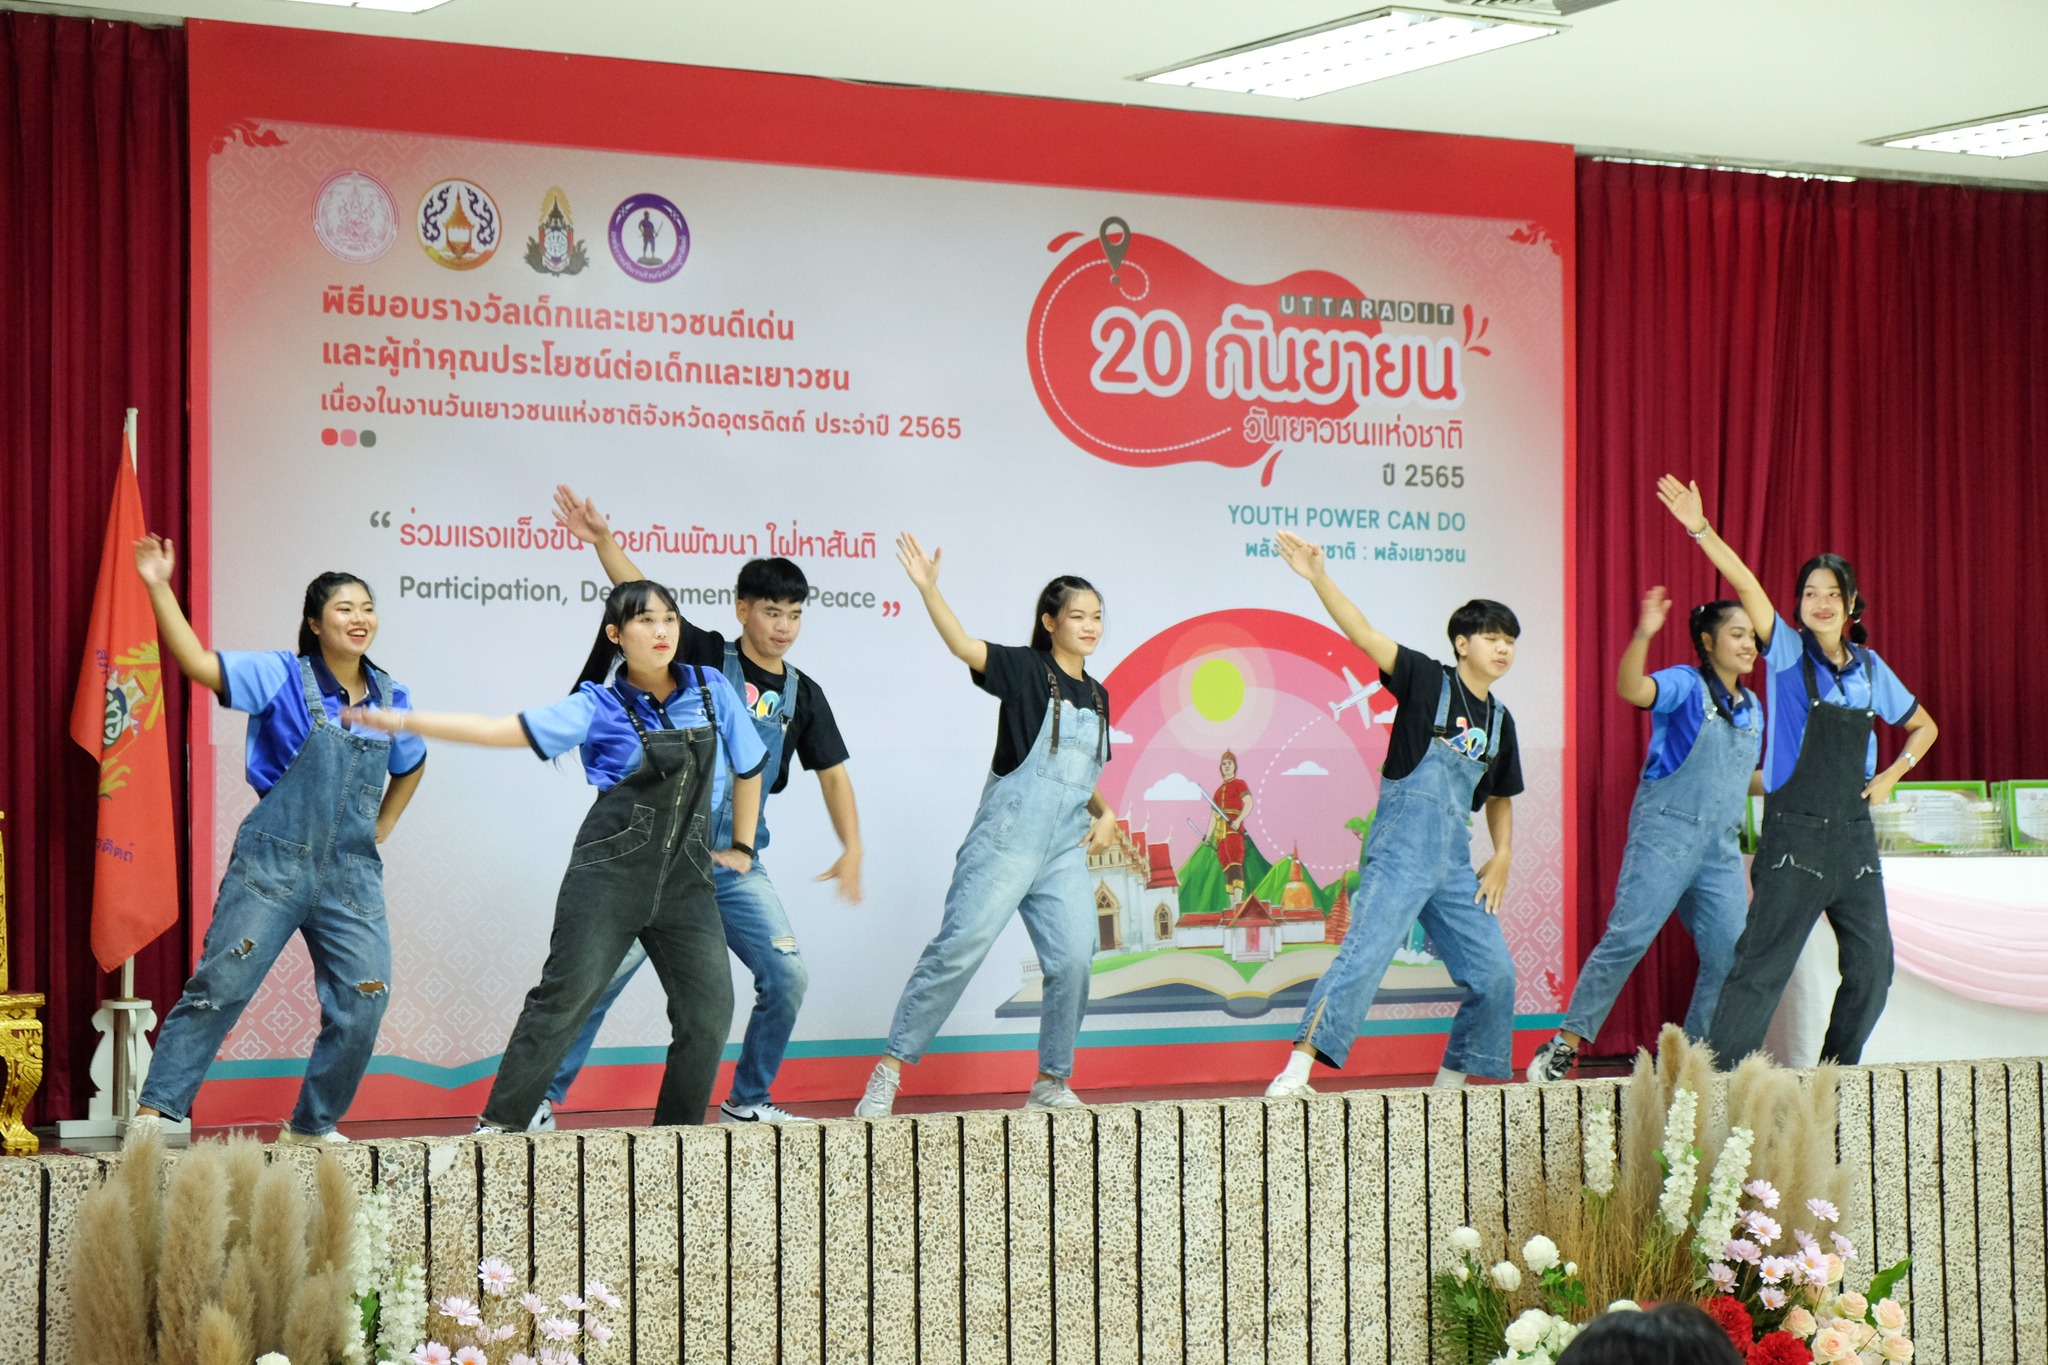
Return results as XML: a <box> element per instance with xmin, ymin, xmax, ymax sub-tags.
<box><xmin>1700</xmin><ymin>1293</ymin><xmax>1757</xmax><ymax>1350</ymax></box>
<box><xmin>1747</xmin><ymin>1331</ymin><xmax>1811</xmax><ymax>1365</ymax></box>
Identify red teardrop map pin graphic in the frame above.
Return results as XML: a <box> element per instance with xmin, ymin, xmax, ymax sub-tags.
<box><xmin>1099</xmin><ymin>217</ymin><xmax>1130</xmax><ymax>284</ymax></box>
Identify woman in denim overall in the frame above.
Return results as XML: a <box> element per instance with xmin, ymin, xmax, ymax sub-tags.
<box><xmin>132</xmin><ymin>545</ymin><xmax>426</xmax><ymax>1144</ymax></box>
<box><xmin>1654</xmin><ymin>477</ymin><xmax>1938</xmax><ymax>1068</ymax></box>
<box><xmin>352</xmin><ymin>581</ymin><xmax>766</xmax><ymax>1127</ymax></box>
<box><xmin>854</xmin><ymin>536</ymin><xmax>1119</xmax><ymax>1117</ymax></box>
<box><xmin>1527</xmin><ymin>588</ymin><xmax>1763</xmax><ymax>1083</ymax></box>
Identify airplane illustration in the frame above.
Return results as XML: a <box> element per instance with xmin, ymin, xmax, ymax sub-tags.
<box><xmin>1331</xmin><ymin>667</ymin><xmax>1393</xmax><ymax>723</ymax></box>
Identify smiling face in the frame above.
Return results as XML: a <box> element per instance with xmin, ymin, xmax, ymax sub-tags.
<box><xmin>607</xmin><ymin>600</ymin><xmax>680</xmax><ymax>677</ymax></box>
<box><xmin>1703</xmin><ymin>607</ymin><xmax>1760</xmax><ymax>677</ymax></box>
<box><xmin>1043</xmin><ymin>591</ymin><xmax>1104</xmax><ymax>659</ymax></box>
<box><xmin>1454</xmin><ymin>629</ymin><xmax>1517</xmax><ymax>681</ymax></box>
<box><xmin>736</xmin><ymin>597</ymin><xmax>803</xmax><ymax>663</ymax></box>
<box><xmin>308</xmin><ymin>582</ymin><xmax>377</xmax><ymax>661</ymax></box>
<box><xmin>1799</xmin><ymin>568</ymin><xmax>1853</xmax><ymax>637</ymax></box>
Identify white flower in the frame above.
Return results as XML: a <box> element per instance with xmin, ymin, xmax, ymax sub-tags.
<box><xmin>351</xmin><ymin>1187</ymin><xmax>394</xmax><ymax>1301</ymax></box>
<box><xmin>1743</xmin><ymin>1210</ymin><xmax>1781</xmax><ymax>1243</ymax></box>
<box><xmin>520</xmin><ymin>1293</ymin><xmax>547</xmax><ymax>1316</ymax></box>
<box><xmin>1606</xmin><ymin>1300</ymin><xmax>1641</xmax><ymax>1313</ymax></box>
<box><xmin>1878</xmin><ymin>1335</ymin><xmax>1915</xmax><ymax>1363</ymax></box>
<box><xmin>1694</xmin><ymin>1126</ymin><xmax>1754</xmax><ymax>1258</ymax></box>
<box><xmin>588</xmin><ymin>1319</ymin><xmax>614</xmax><ymax>1344</ymax></box>
<box><xmin>1454</xmin><ymin>1264</ymin><xmax>1470</xmax><ymax>1283</ymax></box>
<box><xmin>1522</xmin><ymin>1352</ymin><xmax>1553</xmax><ymax>1365</ymax></box>
<box><xmin>1505</xmin><ymin>1309</ymin><xmax>1552</xmax><ymax>1354</ymax></box>
<box><xmin>477</xmin><ymin>1257</ymin><xmax>516</xmax><ymax>1296</ymax></box>
<box><xmin>1833</xmin><ymin>1291</ymin><xmax>1869</xmax><ymax>1320</ymax></box>
<box><xmin>412</xmin><ymin>1348</ymin><xmax>451</xmax><ymax>1365</ymax></box>
<box><xmin>1521</xmin><ymin>1235</ymin><xmax>1559</xmax><ymax>1274</ymax></box>
<box><xmin>1807</xmin><ymin>1197</ymin><xmax>1841</xmax><ymax>1223</ymax></box>
<box><xmin>1546</xmin><ymin>1319</ymin><xmax>1579</xmax><ymax>1352</ymax></box>
<box><xmin>1657</xmin><ymin>1088</ymin><xmax>1700</xmax><ymax>1234</ymax></box>
<box><xmin>1744</xmin><ymin>1179</ymin><xmax>1780</xmax><ymax>1209</ymax></box>
<box><xmin>558</xmin><ymin>1292</ymin><xmax>588</xmax><ymax>1312</ymax></box>
<box><xmin>1707</xmin><ymin>1262</ymin><xmax>1736</xmax><ymax>1291</ymax></box>
<box><xmin>584</xmin><ymin>1280</ymin><xmax>621</xmax><ymax>1309</ymax></box>
<box><xmin>452</xmin><ymin>1350</ymin><xmax>488</xmax><ymax>1365</ymax></box>
<box><xmin>1563</xmin><ymin>1262</ymin><xmax>1577</xmax><ymax>1277</ymax></box>
<box><xmin>1759</xmin><ymin>1285</ymin><xmax>1787</xmax><ymax>1310</ymax></box>
<box><xmin>379</xmin><ymin>1261</ymin><xmax>429</xmax><ymax>1365</ymax></box>
<box><xmin>1582</xmin><ymin>1106</ymin><xmax>1616</xmax><ymax>1198</ymax></box>
<box><xmin>1451</xmin><ymin>1226</ymin><xmax>1483</xmax><ymax>1253</ymax></box>
<box><xmin>433</xmin><ymin>1296</ymin><xmax>483</xmax><ymax>1330</ymax></box>
<box><xmin>1832</xmin><ymin>1231</ymin><xmax>1858</xmax><ymax>1262</ymax></box>
<box><xmin>1491</xmin><ymin>1261</ymin><xmax>1523</xmax><ymax>1292</ymax></box>
<box><xmin>1759</xmin><ymin>1256</ymin><xmax>1791</xmax><ymax>1284</ymax></box>
<box><xmin>1872</xmin><ymin>1299</ymin><xmax>1907</xmax><ymax>1332</ymax></box>
<box><xmin>538</xmin><ymin>1317</ymin><xmax>581</xmax><ymax>1343</ymax></box>
<box><xmin>257</xmin><ymin>1355</ymin><xmax>291</xmax><ymax>1365</ymax></box>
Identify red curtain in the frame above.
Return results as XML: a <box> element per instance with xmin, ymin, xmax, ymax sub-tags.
<box><xmin>0</xmin><ymin>12</ymin><xmax>189</xmax><ymax>1122</ymax></box>
<box><xmin>1574</xmin><ymin>160</ymin><xmax>2048</xmax><ymax>1056</ymax></box>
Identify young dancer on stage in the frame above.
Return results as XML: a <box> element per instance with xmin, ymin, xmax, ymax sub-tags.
<box><xmin>1526</xmin><ymin>585</ymin><xmax>1763</xmax><ymax>1082</ymax></box>
<box><xmin>131</xmin><ymin>540</ymin><xmax>425</xmax><ymax>1143</ymax></box>
<box><xmin>851</xmin><ymin>535</ymin><xmax>1119</xmax><ymax>1117</ymax></box>
<box><xmin>1264</xmin><ymin>530</ymin><xmax>1522</xmax><ymax>1096</ymax></box>
<box><xmin>540</xmin><ymin>485</ymin><xmax>864</xmax><ymax>1126</ymax></box>
<box><xmin>350</xmin><ymin>580</ymin><xmax>766</xmax><ymax>1128</ymax></box>
<box><xmin>1656</xmin><ymin>477</ymin><xmax>1938</xmax><ymax>1067</ymax></box>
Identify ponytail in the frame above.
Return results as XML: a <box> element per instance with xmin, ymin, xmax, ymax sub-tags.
<box><xmin>1030</xmin><ymin>576</ymin><xmax>1102</xmax><ymax>651</ymax></box>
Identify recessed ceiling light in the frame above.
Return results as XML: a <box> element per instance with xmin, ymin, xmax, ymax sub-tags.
<box><xmin>280</xmin><ymin>0</ymin><xmax>457</xmax><ymax>13</ymax></box>
<box><xmin>1874</xmin><ymin>107</ymin><xmax>2048</xmax><ymax>159</ymax></box>
<box><xmin>1139</xmin><ymin>7</ymin><xmax>1560</xmax><ymax>100</ymax></box>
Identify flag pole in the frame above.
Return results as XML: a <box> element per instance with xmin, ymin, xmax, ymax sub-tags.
<box><xmin>112</xmin><ymin>407</ymin><xmax>141</xmax><ymax>1121</ymax></box>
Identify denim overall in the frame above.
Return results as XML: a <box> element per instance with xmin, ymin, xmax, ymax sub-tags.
<box><xmin>1295</xmin><ymin>669</ymin><xmax>1516</xmax><ymax>1077</ymax></box>
<box><xmin>885</xmin><ymin>664</ymin><xmax>1107</xmax><ymax>1080</ymax></box>
<box><xmin>1561</xmin><ymin>675</ymin><xmax>1763</xmax><ymax>1044</ymax></box>
<box><xmin>481</xmin><ymin>670</ymin><xmax>731</xmax><ymax>1128</ymax></box>
<box><xmin>1707</xmin><ymin>650</ymin><xmax>1890</xmax><ymax>1067</ymax></box>
<box><xmin>547</xmin><ymin>644</ymin><xmax>807</xmax><ymax>1110</ymax></box>
<box><xmin>141</xmin><ymin>659</ymin><xmax>395</xmax><ymax>1135</ymax></box>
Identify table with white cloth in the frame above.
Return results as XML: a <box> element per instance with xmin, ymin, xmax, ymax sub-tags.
<box><xmin>1763</xmin><ymin>855</ymin><xmax>2048</xmax><ymax>1066</ymax></box>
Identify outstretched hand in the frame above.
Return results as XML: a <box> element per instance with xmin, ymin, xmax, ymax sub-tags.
<box><xmin>896</xmin><ymin>532</ymin><xmax>942</xmax><ymax>592</ymax></box>
<box><xmin>1656</xmin><ymin>476</ymin><xmax>1708</xmax><ymax>536</ymax></box>
<box><xmin>1637</xmin><ymin>586</ymin><xmax>1672</xmax><ymax>638</ymax></box>
<box><xmin>133</xmin><ymin>533</ymin><xmax>176</xmax><ymax>587</ymax></box>
<box><xmin>1272</xmin><ymin>530</ymin><xmax>1325</xmax><ymax>580</ymax></box>
<box><xmin>552</xmin><ymin>484</ymin><xmax>612</xmax><ymax>545</ymax></box>
<box><xmin>342</xmin><ymin>705</ymin><xmax>405</xmax><ymax>735</ymax></box>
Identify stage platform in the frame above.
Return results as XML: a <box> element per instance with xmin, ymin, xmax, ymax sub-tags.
<box><xmin>6</xmin><ymin>1058</ymin><xmax>2043</xmax><ymax>1365</ymax></box>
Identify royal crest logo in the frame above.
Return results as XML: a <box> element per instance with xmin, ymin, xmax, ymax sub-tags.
<box><xmin>312</xmin><ymin>170</ymin><xmax>398</xmax><ymax>265</ymax></box>
<box><xmin>524</xmin><ymin>187</ymin><xmax>590</xmax><ymax>276</ymax></box>
<box><xmin>96</xmin><ymin>642</ymin><xmax>164</xmax><ymax>799</ymax></box>
<box><xmin>608</xmin><ymin>193</ymin><xmax>690</xmax><ymax>284</ymax></box>
<box><xmin>417</xmin><ymin>178</ymin><xmax>501</xmax><ymax>271</ymax></box>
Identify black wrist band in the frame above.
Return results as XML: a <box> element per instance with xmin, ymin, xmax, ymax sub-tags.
<box><xmin>730</xmin><ymin>840</ymin><xmax>755</xmax><ymax>858</ymax></box>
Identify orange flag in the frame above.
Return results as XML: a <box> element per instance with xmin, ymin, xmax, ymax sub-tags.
<box><xmin>69</xmin><ymin>411</ymin><xmax>180</xmax><ymax>972</ymax></box>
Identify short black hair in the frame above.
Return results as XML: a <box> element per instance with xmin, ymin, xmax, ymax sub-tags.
<box><xmin>1557</xmin><ymin>1303</ymin><xmax>1742</xmax><ymax>1365</ymax></box>
<box><xmin>1447</xmin><ymin>598</ymin><xmax>1520</xmax><ymax>647</ymax></box>
<box><xmin>736</xmin><ymin>557</ymin><xmax>808</xmax><ymax>605</ymax></box>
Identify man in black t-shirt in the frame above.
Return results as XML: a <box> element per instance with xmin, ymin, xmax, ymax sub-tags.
<box><xmin>543</xmin><ymin>486</ymin><xmax>866</xmax><ymax>1126</ymax></box>
<box><xmin>1263</xmin><ymin>531</ymin><xmax>1523</xmax><ymax>1097</ymax></box>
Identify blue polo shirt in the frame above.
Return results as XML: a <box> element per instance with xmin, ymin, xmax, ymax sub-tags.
<box><xmin>1760</xmin><ymin>613</ymin><xmax>1919</xmax><ymax>793</ymax></box>
<box><xmin>218</xmin><ymin>650</ymin><xmax>427</xmax><ymax>795</ymax></box>
<box><xmin>519</xmin><ymin>663</ymin><xmax>767</xmax><ymax>801</ymax></box>
<box><xmin>1639</xmin><ymin>666</ymin><xmax>1763</xmax><ymax>781</ymax></box>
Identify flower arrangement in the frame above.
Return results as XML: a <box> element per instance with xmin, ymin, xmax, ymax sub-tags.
<box><xmin>403</xmin><ymin>1260</ymin><xmax>618</xmax><ymax>1365</ymax></box>
<box><xmin>1431</xmin><ymin>1027</ymin><xmax>1914</xmax><ymax>1365</ymax></box>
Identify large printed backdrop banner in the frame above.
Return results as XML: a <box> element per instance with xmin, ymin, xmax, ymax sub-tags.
<box><xmin>188</xmin><ymin>21</ymin><xmax>1576</xmax><ymax>1124</ymax></box>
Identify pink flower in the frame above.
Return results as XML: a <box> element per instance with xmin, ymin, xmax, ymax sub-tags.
<box><xmin>1724</xmin><ymin>1238</ymin><xmax>1762</xmax><ymax>1265</ymax></box>
<box><xmin>1743</xmin><ymin>1211</ymin><xmax>1781</xmax><ymax>1243</ymax></box>
<box><xmin>1879</xmin><ymin>1334</ymin><xmax>1915</xmax><ymax>1362</ymax></box>
<box><xmin>1806</xmin><ymin>1198</ymin><xmax>1840</xmax><ymax>1223</ymax></box>
<box><xmin>559</xmin><ymin>1292</ymin><xmax>588</xmax><ymax>1312</ymax></box>
<box><xmin>1797</xmin><ymin>1248</ymin><xmax>1831</xmax><ymax>1286</ymax></box>
<box><xmin>510</xmin><ymin>1356</ymin><xmax>537</xmax><ymax>1365</ymax></box>
<box><xmin>1811</xmin><ymin>1326</ymin><xmax>1855</xmax><ymax>1362</ymax></box>
<box><xmin>1744</xmin><ymin>1179</ymin><xmax>1780</xmax><ymax>1208</ymax></box>
<box><xmin>538</xmin><ymin>1350</ymin><xmax>578</xmax><ymax>1365</ymax></box>
<box><xmin>492</xmin><ymin>1323</ymin><xmax>518</xmax><ymax>1342</ymax></box>
<box><xmin>413</xmin><ymin>1347</ymin><xmax>452</xmax><ymax>1365</ymax></box>
<box><xmin>1759</xmin><ymin>1286</ymin><xmax>1787</xmax><ymax>1310</ymax></box>
<box><xmin>588</xmin><ymin>1320</ymin><xmax>613</xmax><ymax>1344</ymax></box>
<box><xmin>1794</xmin><ymin>1228</ymin><xmax>1820</xmax><ymax>1256</ymax></box>
<box><xmin>1783</xmin><ymin>1307</ymin><xmax>1818</xmax><ymax>1339</ymax></box>
<box><xmin>1707</xmin><ymin>1262</ymin><xmax>1736</xmax><ymax>1291</ymax></box>
<box><xmin>520</xmin><ymin>1292</ymin><xmax>548</xmax><ymax>1316</ymax></box>
<box><xmin>453</xmin><ymin>1349</ymin><xmax>489</xmax><ymax>1365</ymax></box>
<box><xmin>1873</xmin><ymin>1299</ymin><xmax>1907</xmax><ymax>1332</ymax></box>
<box><xmin>1759</xmin><ymin>1256</ymin><xmax>1791</xmax><ymax>1284</ymax></box>
<box><xmin>538</xmin><ymin>1316</ymin><xmax>581</xmax><ymax>1343</ymax></box>
<box><xmin>1831</xmin><ymin>1232</ymin><xmax>1858</xmax><ymax>1261</ymax></box>
<box><xmin>478</xmin><ymin>1257</ymin><xmax>517</xmax><ymax>1296</ymax></box>
<box><xmin>434</xmin><ymin>1297</ymin><xmax>484</xmax><ymax>1329</ymax></box>
<box><xmin>584</xmin><ymin>1280</ymin><xmax>621</xmax><ymax>1309</ymax></box>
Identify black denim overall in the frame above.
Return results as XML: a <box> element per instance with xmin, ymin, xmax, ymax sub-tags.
<box><xmin>1706</xmin><ymin>651</ymin><xmax>1892</xmax><ymax>1067</ymax></box>
<box><xmin>481</xmin><ymin>671</ymin><xmax>734</xmax><ymax>1127</ymax></box>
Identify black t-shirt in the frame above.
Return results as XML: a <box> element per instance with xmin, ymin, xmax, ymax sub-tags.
<box><xmin>1379</xmin><ymin>645</ymin><xmax>1523</xmax><ymax>810</ymax></box>
<box><xmin>677</xmin><ymin>619</ymin><xmax>849</xmax><ymax>794</ymax></box>
<box><xmin>972</xmin><ymin>643</ymin><xmax>1113</xmax><ymax>778</ymax></box>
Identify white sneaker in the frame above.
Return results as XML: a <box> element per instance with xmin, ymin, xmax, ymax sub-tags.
<box><xmin>852</xmin><ymin>1063</ymin><xmax>900</xmax><ymax>1118</ymax></box>
<box><xmin>120</xmin><ymin>1114</ymin><xmax>165</xmax><ymax>1148</ymax></box>
<box><xmin>528</xmin><ymin>1099</ymin><xmax>557</xmax><ymax>1132</ymax></box>
<box><xmin>1264</xmin><ymin>1070</ymin><xmax>1317</xmax><ymax>1098</ymax></box>
<box><xmin>472</xmin><ymin>1121</ymin><xmax>511</xmax><ymax>1136</ymax></box>
<box><xmin>720</xmin><ymin>1100</ymin><xmax>804</xmax><ymax>1124</ymax></box>
<box><xmin>1024</xmin><ymin>1079</ymin><xmax>1084</xmax><ymax>1109</ymax></box>
<box><xmin>277</xmin><ymin>1125</ymin><xmax>350</xmax><ymax>1145</ymax></box>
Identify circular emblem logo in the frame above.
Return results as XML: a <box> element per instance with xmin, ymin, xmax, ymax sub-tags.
<box><xmin>417</xmin><ymin>178</ymin><xmax>501</xmax><ymax>271</ymax></box>
<box><xmin>312</xmin><ymin>170</ymin><xmax>398</xmax><ymax>264</ymax></box>
<box><xmin>609</xmin><ymin>193</ymin><xmax>690</xmax><ymax>283</ymax></box>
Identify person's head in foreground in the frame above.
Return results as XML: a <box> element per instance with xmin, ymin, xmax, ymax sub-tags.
<box><xmin>1557</xmin><ymin>1302</ymin><xmax>1743</xmax><ymax>1365</ymax></box>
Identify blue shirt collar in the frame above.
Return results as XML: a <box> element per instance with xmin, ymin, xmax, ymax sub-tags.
<box><xmin>307</xmin><ymin>651</ymin><xmax>383</xmax><ymax>707</ymax></box>
<box><xmin>1798</xmin><ymin>629</ymin><xmax>1863</xmax><ymax>680</ymax></box>
<box><xmin>612</xmin><ymin>661</ymin><xmax>697</xmax><ymax>725</ymax></box>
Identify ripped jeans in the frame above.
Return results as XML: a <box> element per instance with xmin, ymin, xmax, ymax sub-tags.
<box><xmin>548</xmin><ymin>856</ymin><xmax>807</xmax><ymax>1108</ymax></box>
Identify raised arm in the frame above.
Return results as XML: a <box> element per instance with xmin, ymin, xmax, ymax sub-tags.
<box><xmin>896</xmin><ymin>532</ymin><xmax>988</xmax><ymax>672</ymax></box>
<box><xmin>1271</xmin><ymin>532</ymin><xmax>1398</xmax><ymax>674</ymax></box>
<box><xmin>1658</xmin><ymin>477</ymin><xmax>1778</xmax><ymax>650</ymax></box>
<box><xmin>1616</xmin><ymin>586</ymin><xmax>1670</xmax><ymax>709</ymax></box>
<box><xmin>553</xmin><ymin>484</ymin><xmax>645</xmax><ymax>586</ymax></box>
<box><xmin>132</xmin><ymin>534</ymin><xmax>224</xmax><ymax>694</ymax></box>
<box><xmin>345</xmin><ymin>707</ymin><xmax>527</xmax><ymax>748</ymax></box>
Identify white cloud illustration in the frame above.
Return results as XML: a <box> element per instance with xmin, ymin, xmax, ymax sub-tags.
<box><xmin>1142</xmin><ymin>772</ymin><xmax>1207</xmax><ymax>801</ymax></box>
<box><xmin>1281</xmin><ymin>760</ymin><xmax>1329</xmax><ymax>777</ymax></box>
<box><xmin>1110</xmin><ymin>728</ymin><xmax>1134</xmax><ymax>745</ymax></box>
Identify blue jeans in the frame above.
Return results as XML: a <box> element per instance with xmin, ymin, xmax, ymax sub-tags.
<box><xmin>548</xmin><ymin>858</ymin><xmax>807</xmax><ymax>1108</ymax></box>
<box><xmin>1295</xmin><ymin>745</ymin><xmax>1515</xmax><ymax>1078</ymax></box>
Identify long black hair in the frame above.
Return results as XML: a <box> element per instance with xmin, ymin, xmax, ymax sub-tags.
<box><xmin>1688</xmin><ymin>599</ymin><xmax>1746</xmax><ymax>668</ymax></box>
<box><xmin>1030</xmin><ymin>576</ymin><xmax>1102</xmax><ymax>652</ymax></box>
<box><xmin>1795</xmin><ymin>553</ymin><xmax>1867</xmax><ymax>645</ymax></box>
<box><xmin>573</xmin><ymin>579</ymin><xmax>683</xmax><ymax>691</ymax></box>
<box><xmin>297</xmin><ymin>572</ymin><xmax>374</xmax><ymax>658</ymax></box>
<box><xmin>1556</xmin><ymin>1303</ymin><xmax>1741</xmax><ymax>1365</ymax></box>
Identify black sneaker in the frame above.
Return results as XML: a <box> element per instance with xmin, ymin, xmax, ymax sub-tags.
<box><xmin>1525</xmin><ymin>1035</ymin><xmax>1578</xmax><ymax>1084</ymax></box>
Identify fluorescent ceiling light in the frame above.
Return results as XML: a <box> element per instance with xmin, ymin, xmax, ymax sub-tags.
<box><xmin>1141</xmin><ymin>8</ymin><xmax>1559</xmax><ymax>100</ymax></box>
<box><xmin>280</xmin><ymin>0</ymin><xmax>457</xmax><ymax>12</ymax></box>
<box><xmin>1876</xmin><ymin>107</ymin><xmax>2048</xmax><ymax>159</ymax></box>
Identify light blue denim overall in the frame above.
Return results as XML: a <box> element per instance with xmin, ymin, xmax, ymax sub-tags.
<box><xmin>141</xmin><ymin>659</ymin><xmax>394</xmax><ymax>1135</ymax></box>
<box><xmin>548</xmin><ymin>643</ymin><xmax>807</xmax><ymax>1109</ymax></box>
<box><xmin>884</xmin><ymin>665</ymin><xmax>1107</xmax><ymax>1080</ymax></box>
<box><xmin>1560</xmin><ymin>676</ymin><xmax>1762</xmax><ymax>1044</ymax></box>
<box><xmin>1295</xmin><ymin>669</ymin><xmax>1516</xmax><ymax>1076</ymax></box>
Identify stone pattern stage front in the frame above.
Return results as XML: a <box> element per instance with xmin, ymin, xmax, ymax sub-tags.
<box><xmin>4</xmin><ymin>1058</ymin><xmax>2043</xmax><ymax>1364</ymax></box>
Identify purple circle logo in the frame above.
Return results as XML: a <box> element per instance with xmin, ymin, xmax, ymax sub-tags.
<box><xmin>609</xmin><ymin>193</ymin><xmax>690</xmax><ymax>283</ymax></box>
